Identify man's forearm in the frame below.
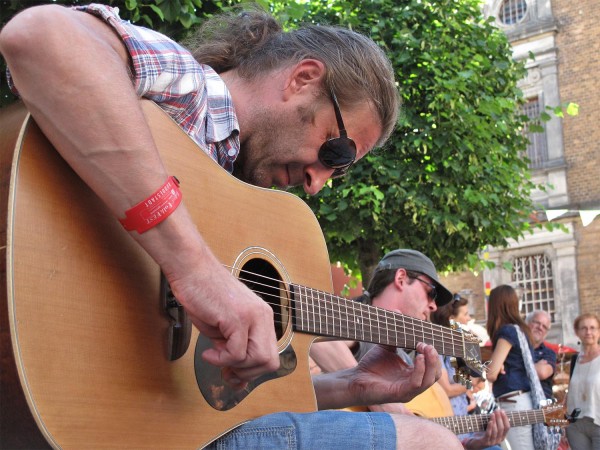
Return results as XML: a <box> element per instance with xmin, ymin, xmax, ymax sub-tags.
<box><xmin>312</xmin><ymin>370</ymin><xmax>354</xmax><ymax>410</ymax></box>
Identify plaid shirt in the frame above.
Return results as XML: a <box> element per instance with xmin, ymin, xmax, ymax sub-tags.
<box><xmin>8</xmin><ymin>4</ymin><xmax>240</xmax><ymax>172</ymax></box>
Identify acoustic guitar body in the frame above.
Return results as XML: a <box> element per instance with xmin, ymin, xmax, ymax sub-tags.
<box><xmin>404</xmin><ymin>383</ymin><xmax>454</xmax><ymax>418</ymax></box>
<box><xmin>0</xmin><ymin>101</ymin><xmax>332</xmax><ymax>449</ymax></box>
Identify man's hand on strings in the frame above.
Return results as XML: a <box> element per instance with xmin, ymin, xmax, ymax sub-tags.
<box><xmin>348</xmin><ymin>342</ymin><xmax>442</xmax><ymax>406</ymax></box>
<box><xmin>169</xmin><ymin>261</ymin><xmax>280</xmax><ymax>388</ymax></box>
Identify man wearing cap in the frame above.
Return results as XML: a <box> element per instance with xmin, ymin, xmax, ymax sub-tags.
<box><xmin>310</xmin><ymin>249</ymin><xmax>510</xmax><ymax>449</ymax></box>
<box><xmin>311</xmin><ymin>249</ymin><xmax>453</xmax><ymax>372</ymax></box>
<box><xmin>349</xmin><ymin>249</ymin><xmax>452</xmax><ymax>361</ymax></box>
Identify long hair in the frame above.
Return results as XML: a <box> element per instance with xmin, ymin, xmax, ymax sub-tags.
<box><xmin>431</xmin><ymin>295</ymin><xmax>468</xmax><ymax>327</ymax></box>
<box><xmin>486</xmin><ymin>285</ymin><xmax>533</xmax><ymax>346</ymax></box>
<box><xmin>183</xmin><ymin>6</ymin><xmax>399</xmax><ymax>147</ymax></box>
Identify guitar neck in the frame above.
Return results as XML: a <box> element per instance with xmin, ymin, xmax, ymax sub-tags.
<box><xmin>432</xmin><ymin>409</ymin><xmax>547</xmax><ymax>435</ymax></box>
<box><xmin>292</xmin><ymin>284</ymin><xmax>469</xmax><ymax>359</ymax></box>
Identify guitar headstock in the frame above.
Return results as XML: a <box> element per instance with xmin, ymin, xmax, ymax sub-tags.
<box><xmin>542</xmin><ymin>403</ymin><xmax>569</xmax><ymax>428</ymax></box>
<box><xmin>453</xmin><ymin>325</ymin><xmax>485</xmax><ymax>378</ymax></box>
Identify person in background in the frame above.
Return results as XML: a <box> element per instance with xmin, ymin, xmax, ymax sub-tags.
<box><xmin>432</xmin><ymin>300</ymin><xmax>502</xmax><ymax>450</ymax></box>
<box><xmin>525</xmin><ymin>310</ymin><xmax>556</xmax><ymax>400</ymax></box>
<box><xmin>486</xmin><ymin>285</ymin><xmax>537</xmax><ymax>450</ymax></box>
<box><xmin>447</xmin><ymin>294</ymin><xmax>496</xmax><ymax>416</ymax></box>
<box><xmin>311</xmin><ymin>249</ymin><xmax>510</xmax><ymax>450</ymax></box>
<box><xmin>431</xmin><ymin>298</ymin><xmax>479</xmax><ymax>416</ymax></box>
<box><xmin>449</xmin><ymin>294</ymin><xmax>491</xmax><ymax>346</ymax></box>
<box><xmin>0</xmin><ymin>4</ymin><xmax>460</xmax><ymax>449</ymax></box>
<box><xmin>566</xmin><ymin>313</ymin><xmax>600</xmax><ymax>450</ymax></box>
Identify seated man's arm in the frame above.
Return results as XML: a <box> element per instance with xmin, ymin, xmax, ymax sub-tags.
<box><xmin>310</xmin><ymin>340</ymin><xmax>357</xmax><ymax>372</ymax></box>
<box><xmin>313</xmin><ymin>343</ymin><xmax>441</xmax><ymax>410</ymax></box>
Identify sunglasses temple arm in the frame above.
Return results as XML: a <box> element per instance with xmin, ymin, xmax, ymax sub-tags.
<box><xmin>330</xmin><ymin>90</ymin><xmax>348</xmax><ymax>138</ymax></box>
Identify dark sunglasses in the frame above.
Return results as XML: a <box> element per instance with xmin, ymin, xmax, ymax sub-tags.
<box><xmin>406</xmin><ymin>271</ymin><xmax>437</xmax><ymax>301</ymax></box>
<box><xmin>318</xmin><ymin>89</ymin><xmax>357</xmax><ymax>178</ymax></box>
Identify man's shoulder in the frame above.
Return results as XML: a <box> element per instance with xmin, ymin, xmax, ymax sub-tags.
<box><xmin>538</xmin><ymin>342</ymin><xmax>557</xmax><ymax>361</ymax></box>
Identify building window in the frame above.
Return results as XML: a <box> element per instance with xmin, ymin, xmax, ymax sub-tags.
<box><xmin>512</xmin><ymin>254</ymin><xmax>555</xmax><ymax>321</ymax></box>
<box><xmin>499</xmin><ymin>0</ymin><xmax>528</xmax><ymax>25</ymax></box>
<box><xmin>523</xmin><ymin>97</ymin><xmax>548</xmax><ymax>169</ymax></box>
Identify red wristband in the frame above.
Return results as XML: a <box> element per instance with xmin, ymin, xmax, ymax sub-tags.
<box><xmin>119</xmin><ymin>176</ymin><xmax>182</xmax><ymax>234</ymax></box>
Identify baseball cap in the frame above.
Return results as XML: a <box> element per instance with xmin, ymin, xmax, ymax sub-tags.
<box><xmin>374</xmin><ymin>249</ymin><xmax>453</xmax><ymax>306</ymax></box>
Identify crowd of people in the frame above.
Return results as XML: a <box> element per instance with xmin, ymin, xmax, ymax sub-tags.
<box><xmin>1</xmin><ymin>3</ymin><xmax>598</xmax><ymax>449</ymax></box>
<box><xmin>312</xmin><ymin>256</ymin><xmax>600</xmax><ymax>450</ymax></box>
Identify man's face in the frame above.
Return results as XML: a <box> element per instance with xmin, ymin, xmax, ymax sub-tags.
<box><xmin>373</xmin><ymin>270</ymin><xmax>438</xmax><ymax>321</ymax></box>
<box><xmin>235</xmin><ymin>92</ymin><xmax>382</xmax><ymax>195</ymax></box>
<box><xmin>528</xmin><ymin>313</ymin><xmax>550</xmax><ymax>346</ymax></box>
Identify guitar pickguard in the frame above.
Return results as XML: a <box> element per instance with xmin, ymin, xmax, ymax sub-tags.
<box><xmin>194</xmin><ymin>250</ymin><xmax>298</xmax><ymax>411</ymax></box>
<box><xmin>195</xmin><ymin>337</ymin><xmax>297</xmax><ymax>411</ymax></box>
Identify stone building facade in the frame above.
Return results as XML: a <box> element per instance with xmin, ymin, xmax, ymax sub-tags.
<box><xmin>440</xmin><ymin>0</ymin><xmax>600</xmax><ymax>349</ymax></box>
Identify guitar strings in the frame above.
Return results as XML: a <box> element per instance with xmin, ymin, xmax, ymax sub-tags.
<box><xmin>434</xmin><ymin>408</ymin><xmax>553</xmax><ymax>431</ymax></box>
<box><xmin>214</xmin><ymin>264</ymin><xmax>481</xmax><ymax>359</ymax></box>
<box><xmin>234</xmin><ymin>269</ymin><xmax>461</xmax><ymax>341</ymax></box>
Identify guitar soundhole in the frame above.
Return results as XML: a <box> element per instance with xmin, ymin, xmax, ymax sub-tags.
<box><xmin>237</xmin><ymin>258</ymin><xmax>289</xmax><ymax>340</ymax></box>
<box><xmin>194</xmin><ymin>256</ymin><xmax>297</xmax><ymax>411</ymax></box>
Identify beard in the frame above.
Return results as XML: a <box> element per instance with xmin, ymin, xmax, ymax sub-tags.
<box><xmin>233</xmin><ymin>103</ymin><xmax>317</xmax><ymax>189</ymax></box>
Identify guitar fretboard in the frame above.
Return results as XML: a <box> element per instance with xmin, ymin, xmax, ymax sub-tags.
<box><xmin>432</xmin><ymin>409</ymin><xmax>547</xmax><ymax>435</ymax></box>
<box><xmin>292</xmin><ymin>284</ymin><xmax>470</xmax><ymax>358</ymax></box>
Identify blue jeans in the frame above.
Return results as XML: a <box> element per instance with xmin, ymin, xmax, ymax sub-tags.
<box><xmin>205</xmin><ymin>411</ymin><xmax>396</xmax><ymax>450</ymax></box>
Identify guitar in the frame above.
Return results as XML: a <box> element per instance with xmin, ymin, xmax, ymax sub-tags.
<box><xmin>347</xmin><ymin>388</ymin><xmax>569</xmax><ymax>436</ymax></box>
<box><xmin>0</xmin><ymin>100</ymin><xmax>483</xmax><ymax>449</ymax></box>
<box><xmin>405</xmin><ymin>383</ymin><xmax>454</xmax><ymax>418</ymax></box>
<box><xmin>432</xmin><ymin>403</ymin><xmax>569</xmax><ymax>435</ymax></box>
<box><xmin>346</xmin><ymin>382</ymin><xmax>454</xmax><ymax>416</ymax></box>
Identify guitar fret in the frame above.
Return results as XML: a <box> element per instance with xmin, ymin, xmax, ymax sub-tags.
<box><xmin>337</xmin><ymin>295</ymin><xmax>343</xmax><ymax>338</ymax></box>
<box><xmin>384</xmin><ymin>309</ymin><xmax>390</xmax><ymax>347</ymax></box>
<box><xmin>376</xmin><ymin>305</ymin><xmax>381</xmax><ymax>344</ymax></box>
<box><xmin>296</xmin><ymin>285</ymin><xmax>304</xmax><ymax>331</ymax></box>
<box><xmin>316</xmin><ymin>289</ymin><xmax>323</xmax><ymax>335</ymax></box>
<box><xmin>323</xmin><ymin>291</ymin><xmax>330</xmax><ymax>337</ymax></box>
<box><xmin>441</xmin><ymin>323</ymin><xmax>446</xmax><ymax>356</ymax></box>
<box><xmin>357</xmin><ymin>301</ymin><xmax>364</xmax><ymax>342</ymax></box>
<box><xmin>316</xmin><ymin>289</ymin><xmax>322</xmax><ymax>335</ymax></box>
<box><xmin>400</xmin><ymin>314</ymin><xmax>406</xmax><ymax>347</ymax></box>
<box><xmin>302</xmin><ymin>285</ymin><xmax>310</xmax><ymax>333</ymax></box>
<box><xmin>366</xmin><ymin>303</ymin><xmax>373</xmax><ymax>343</ymax></box>
<box><xmin>364</xmin><ymin>302</ymin><xmax>372</xmax><ymax>342</ymax></box>
<box><xmin>408</xmin><ymin>317</ymin><xmax>417</xmax><ymax>349</ymax></box>
<box><xmin>306</xmin><ymin>285</ymin><xmax>313</xmax><ymax>333</ymax></box>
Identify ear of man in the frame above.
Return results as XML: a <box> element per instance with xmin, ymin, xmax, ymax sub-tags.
<box><xmin>393</xmin><ymin>268</ymin><xmax>410</xmax><ymax>291</ymax></box>
<box><xmin>283</xmin><ymin>59</ymin><xmax>327</xmax><ymax>100</ymax></box>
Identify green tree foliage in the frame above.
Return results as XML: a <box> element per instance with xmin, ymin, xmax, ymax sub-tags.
<box><xmin>286</xmin><ymin>0</ymin><xmax>547</xmax><ymax>281</ymax></box>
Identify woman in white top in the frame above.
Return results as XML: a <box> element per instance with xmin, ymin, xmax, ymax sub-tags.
<box><xmin>566</xmin><ymin>313</ymin><xmax>600</xmax><ymax>450</ymax></box>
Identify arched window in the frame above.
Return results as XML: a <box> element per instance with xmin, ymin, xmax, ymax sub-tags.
<box><xmin>499</xmin><ymin>0</ymin><xmax>528</xmax><ymax>25</ymax></box>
